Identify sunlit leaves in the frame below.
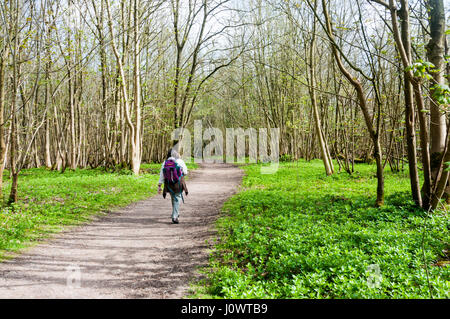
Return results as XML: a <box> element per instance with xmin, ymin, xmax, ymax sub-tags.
<box><xmin>430</xmin><ymin>83</ymin><xmax>450</xmax><ymax>106</ymax></box>
<box><xmin>405</xmin><ymin>60</ymin><xmax>435</xmax><ymax>80</ymax></box>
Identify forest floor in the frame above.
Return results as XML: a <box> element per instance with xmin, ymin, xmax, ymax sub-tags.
<box><xmin>0</xmin><ymin>163</ymin><xmax>243</xmax><ymax>298</ymax></box>
<box><xmin>197</xmin><ymin>161</ymin><xmax>449</xmax><ymax>298</ymax></box>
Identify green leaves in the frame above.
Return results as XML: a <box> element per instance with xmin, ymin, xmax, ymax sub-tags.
<box><xmin>445</xmin><ymin>162</ymin><xmax>450</xmax><ymax>172</ymax></box>
<box><xmin>203</xmin><ymin>161</ymin><xmax>449</xmax><ymax>299</ymax></box>
<box><xmin>405</xmin><ymin>60</ymin><xmax>435</xmax><ymax>80</ymax></box>
<box><xmin>431</xmin><ymin>83</ymin><xmax>450</xmax><ymax>106</ymax></box>
<box><xmin>405</xmin><ymin>60</ymin><xmax>449</xmax><ymax>106</ymax></box>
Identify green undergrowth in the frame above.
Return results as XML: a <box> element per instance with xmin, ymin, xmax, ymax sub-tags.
<box><xmin>0</xmin><ymin>162</ymin><xmax>197</xmax><ymax>261</ymax></box>
<box><xmin>200</xmin><ymin>160</ymin><xmax>449</xmax><ymax>299</ymax></box>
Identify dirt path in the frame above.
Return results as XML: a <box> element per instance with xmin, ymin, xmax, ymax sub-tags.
<box><xmin>0</xmin><ymin>163</ymin><xmax>243</xmax><ymax>299</ymax></box>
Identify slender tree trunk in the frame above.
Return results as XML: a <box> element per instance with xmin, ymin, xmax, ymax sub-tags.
<box><xmin>172</xmin><ymin>0</ymin><xmax>182</xmax><ymax>129</ymax></box>
<box><xmin>0</xmin><ymin>53</ymin><xmax>6</xmax><ymax>199</ymax></box>
<box><xmin>413</xmin><ymin>82</ymin><xmax>432</xmax><ymax>209</ymax></box>
<box><xmin>309</xmin><ymin>9</ymin><xmax>333</xmax><ymax>175</ymax></box>
<box><xmin>9</xmin><ymin>80</ymin><xmax>18</xmax><ymax>205</ymax></box>
<box><xmin>131</xmin><ymin>0</ymin><xmax>141</xmax><ymax>174</ymax></box>
<box><xmin>67</xmin><ymin>66</ymin><xmax>77</xmax><ymax>170</ymax></box>
<box><xmin>399</xmin><ymin>4</ymin><xmax>422</xmax><ymax>206</ymax></box>
<box><xmin>44</xmin><ymin>66</ymin><xmax>52</xmax><ymax>168</ymax></box>
<box><xmin>8</xmin><ymin>0</ymin><xmax>20</xmax><ymax>205</ymax></box>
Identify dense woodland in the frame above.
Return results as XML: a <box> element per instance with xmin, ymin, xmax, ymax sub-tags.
<box><xmin>0</xmin><ymin>0</ymin><xmax>448</xmax><ymax>210</ymax></box>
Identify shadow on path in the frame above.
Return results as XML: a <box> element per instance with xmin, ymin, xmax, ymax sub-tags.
<box><xmin>0</xmin><ymin>163</ymin><xmax>243</xmax><ymax>299</ymax></box>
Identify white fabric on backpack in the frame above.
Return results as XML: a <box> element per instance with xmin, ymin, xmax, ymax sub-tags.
<box><xmin>158</xmin><ymin>157</ymin><xmax>188</xmax><ymax>185</ymax></box>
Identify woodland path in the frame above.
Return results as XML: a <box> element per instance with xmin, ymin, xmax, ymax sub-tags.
<box><xmin>0</xmin><ymin>163</ymin><xmax>243</xmax><ymax>298</ymax></box>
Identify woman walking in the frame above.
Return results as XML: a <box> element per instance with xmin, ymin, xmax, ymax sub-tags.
<box><xmin>158</xmin><ymin>149</ymin><xmax>188</xmax><ymax>224</ymax></box>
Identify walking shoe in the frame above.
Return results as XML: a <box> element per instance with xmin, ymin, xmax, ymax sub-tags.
<box><xmin>172</xmin><ymin>218</ymin><xmax>179</xmax><ymax>224</ymax></box>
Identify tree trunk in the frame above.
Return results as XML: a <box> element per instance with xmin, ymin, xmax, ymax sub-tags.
<box><xmin>309</xmin><ymin>9</ymin><xmax>334</xmax><ymax>175</ymax></box>
<box><xmin>0</xmin><ymin>53</ymin><xmax>6</xmax><ymax>199</ymax></box>
<box><xmin>426</xmin><ymin>0</ymin><xmax>448</xmax><ymax>206</ymax></box>
<box><xmin>427</xmin><ymin>0</ymin><xmax>447</xmax><ymax>177</ymax></box>
<box><xmin>131</xmin><ymin>0</ymin><xmax>142</xmax><ymax>175</ymax></box>
<box><xmin>399</xmin><ymin>3</ymin><xmax>422</xmax><ymax>206</ymax></box>
<box><xmin>413</xmin><ymin>82</ymin><xmax>432</xmax><ymax>209</ymax></box>
<box><xmin>388</xmin><ymin>0</ymin><xmax>433</xmax><ymax>209</ymax></box>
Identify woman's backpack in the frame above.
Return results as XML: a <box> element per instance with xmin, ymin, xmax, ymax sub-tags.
<box><xmin>163</xmin><ymin>159</ymin><xmax>182</xmax><ymax>184</ymax></box>
<box><xmin>162</xmin><ymin>159</ymin><xmax>185</xmax><ymax>202</ymax></box>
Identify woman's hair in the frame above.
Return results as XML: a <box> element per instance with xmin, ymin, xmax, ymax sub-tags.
<box><xmin>167</xmin><ymin>149</ymin><xmax>180</xmax><ymax>159</ymax></box>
